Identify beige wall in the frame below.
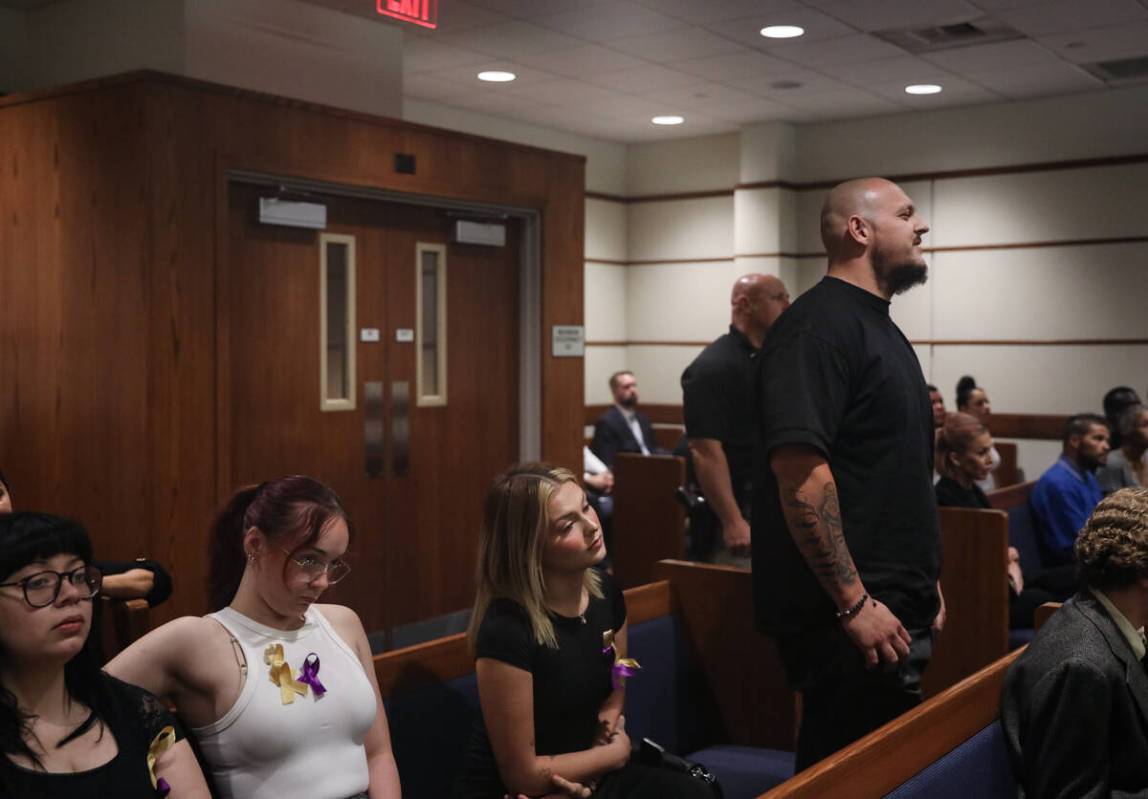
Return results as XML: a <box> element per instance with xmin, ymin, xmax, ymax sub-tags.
<box><xmin>581</xmin><ymin>89</ymin><xmax>1148</xmax><ymax>481</ymax></box>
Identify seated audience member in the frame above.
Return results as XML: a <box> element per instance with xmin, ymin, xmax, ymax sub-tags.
<box><xmin>955</xmin><ymin>375</ymin><xmax>1001</xmax><ymax>491</ymax></box>
<box><xmin>0</xmin><ymin>512</ymin><xmax>209</xmax><ymax>798</ymax></box>
<box><xmin>107</xmin><ymin>476</ymin><xmax>401</xmax><ymax>799</ymax></box>
<box><xmin>454</xmin><ymin>463</ymin><xmax>711</xmax><ymax>799</ymax></box>
<box><xmin>590</xmin><ymin>371</ymin><xmax>663</xmax><ymax>469</ymax></box>
<box><xmin>1097</xmin><ymin>403</ymin><xmax>1148</xmax><ymax>494</ymax></box>
<box><xmin>582</xmin><ymin>446</ymin><xmax>614</xmax><ymax>519</ymax></box>
<box><xmin>1030</xmin><ymin>414</ymin><xmax>1110</xmax><ymax>567</ymax></box>
<box><xmin>1002</xmin><ymin>488</ymin><xmax>1148</xmax><ymax>798</ymax></box>
<box><xmin>935</xmin><ymin>414</ymin><xmax>1061</xmax><ymax>629</ymax></box>
<box><xmin>1102</xmin><ymin>385</ymin><xmax>1142</xmax><ymax>450</ymax></box>
<box><xmin>0</xmin><ymin>468</ymin><xmax>171</xmax><ymax>607</ymax></box>
<box><xmin>927</xmin><ymin>384</ymin><xmax>946</xmax><ymax>430</ymax></box>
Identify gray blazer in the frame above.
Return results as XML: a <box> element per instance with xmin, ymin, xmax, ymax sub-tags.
<box><xmin>1002</xmin><ymin>591</ymin><xmax>1148</xmax><ymax>798</ymax></box>
<box><xmin>1097</xmin><ymin>449</ymin><xmax>1146</xmax><ymax>495</ymax></box>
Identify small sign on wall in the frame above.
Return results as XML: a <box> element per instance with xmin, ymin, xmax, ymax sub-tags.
<box><xmin>360</xmin><ymin>328</ymin><xmax>380</xmax><ymax>342</ymax></box>
<box><xmin>552</xmin><ymin>325</ymin><xmax>584</xmax><ymax>357</ymax></box>
<box><xmin>396</xmin><ymin>328</ymin><xmax>415</xmax><ymax>343</ymax></box>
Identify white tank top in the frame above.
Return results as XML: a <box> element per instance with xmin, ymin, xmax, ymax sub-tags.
<box><xmin>193</xmin><ymin>605</ymin><xmax>376</xmax><ymax>799</ymax></box>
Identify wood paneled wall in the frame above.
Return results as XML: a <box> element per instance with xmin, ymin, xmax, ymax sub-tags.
<box><xmin>0</xmin><ymin>71</ymin><xmax>585</xmax><ymax>624</ymax></box>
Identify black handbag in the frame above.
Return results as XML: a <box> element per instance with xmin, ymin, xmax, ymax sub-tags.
<box><xmin>636</xmin><ymin>738</ymin><xmax>724</xmax><ymax>798</ymax></box>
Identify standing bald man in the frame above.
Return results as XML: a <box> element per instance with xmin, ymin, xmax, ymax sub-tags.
<box><xmin>681</xmin><ymin>274</ymin><xmax>790</xmax><ymax>566</ymax></box>
<box><xmin>752</xmin><ymin>179</ymin><xmax>943</xmax><ymax>769</ymax></box>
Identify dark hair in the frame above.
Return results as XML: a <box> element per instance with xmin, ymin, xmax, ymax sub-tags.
<box><xmin>955</xmin><ymin>375</ymin><xmax>979</xmax><ymax>410</ymax></box>
<box><xmin>608</xmin><ymin>370</ymin><xmax>634</xmax><ymax>391</ymax></box>
<box><xmin>0</xmin><ymin>512</ymin><xmax>111</xmax><ymax>768</ymax></box>
<box><xmin>1063</xmin><ymin>413</ymin><xmax>1108</xmax><ymax>446</ymax></box>
<box><xmin>208</xmin><ymin>475</ymin><xmax>354</xmax><ymax>610</ymax></box>
<box><xmin>1102</xmin><ymin>386</ymin><xmax>1140</xmax><ymax>420</ymax></box>
<box><xmin>926</xmin><ymin>384</ymin><xmax>939</xmax><ymax>393</ymax></box>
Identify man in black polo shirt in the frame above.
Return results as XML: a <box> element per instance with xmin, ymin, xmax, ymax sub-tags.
<box><xmin>681</xmin><ymin>274</ymin><xmax>790</xmax><ymax>565</ymax></box>
<box><xmin>753</xmin><ymin>177</ymin><xmax>943</xmax><ymax>770</ymax></box>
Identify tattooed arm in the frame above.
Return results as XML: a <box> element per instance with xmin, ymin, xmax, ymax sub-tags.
<box><xmin>770</xmin><ymin>444</ymin><xmax>912</xmax><ymax>667</ymax></box>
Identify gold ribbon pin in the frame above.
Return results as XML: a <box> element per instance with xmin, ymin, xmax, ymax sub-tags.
<box><xmin>146</xmin><ymin>725</ymin><xmax>176</xmax><ymax>789</ymax></box>
<box><xmin>265</xmin><ymin>643</ymin><xmax>308</xmax><ymax>704</ymax></box>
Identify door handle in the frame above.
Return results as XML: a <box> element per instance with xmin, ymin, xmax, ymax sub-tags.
<box><xmin>364</xmin><ymin>381</ymin><xmax>384</xmax><ymax>478</ymax></box>
<box><xmin>391</xmin><ymin>381</ymin><xmax>410</xmax><ymax>477</ymax></box>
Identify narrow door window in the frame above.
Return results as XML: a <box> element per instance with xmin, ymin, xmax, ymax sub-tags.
<box><xmin>416</xmin><ymin>243</ymin><xmax>447</xmax><ymax>406</ymax></box>
<box><xmin>320</xmin><ymin>234</ymin><xmax>356</xmax><ymax>411</ymax></box>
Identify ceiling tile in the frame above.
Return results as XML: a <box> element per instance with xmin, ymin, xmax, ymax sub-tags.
<box><xmin>425</xmin><ymin>61</ymin><xmax>562</xmax><ymax>94</ymax></box>
<box><xmin>767</xmin><ymin>87</ymin><xmax>907</xmax><ymax>119</ymax></box>
<box><xmin>816</xmin><ymin>54</ymin><xmax>957</xmax><ymax>84</ymax></box>
<box><xmin>464</xmin><ymin>0</ymin><xmax>615</xmax><ymax>20</ymax></box>
<box><xmin>965</xmin><ymin>61</ymin><xmax>1105</xmax><ymax>98</ymax></box>
<box><xmin>585</xmin><ymin>64</ymin><xmax>708</xmax><ymax>93</ymax></box>
<box><xmin>403</xmin><ymin>0</ymin><xmax>507</xmax><ymax>32</ymax></box>
<box><xmin>531</xmin><ymin>2</ymin><xmax>688</xmax><ymax>42</ymax></box>
<box><xmin>630</xmin><ymin>0</ymin><xmax>806</xmax><ymax>24</ymax></box>
<box><xmin>800</xmin><ymin>0</ymin><xmax>984</xmax><ymax>32</ymax></box>
<box><xmin>437</xmin><ymin>20</ymin><xmax>583</xmax><ymax>58</ymax></box>
<box><xmin>763</xmin><ymin>33</ymin><xmax>908</xmax><ymax>68</ymax></box>
<box><xmin>515</xmin><ymin>44</ymin><xmax>647</xmax><ymax>77</ymax></box>
<box><xmin>608</xmin><ymin>27</ymin><xmax>745</xmax><ymax>63</ymax></box>
<box><xmin>726</xmin><ymin>69</ymin><xmax>856</xmax><ymax>98</ymax></box>
<box><xmin>487</xmin><ymin>77</ymin><xmax>630</xmax><ymax>107</ymax></box>
<box><xmin>966</xmin><ymin>0</ymin><xmax>1046</xmax><ymax>9</ymax></box>
<box><xmin>920</xmin><ymin>39</ymin><xmax>1064</xmax><ymax>72</ymax></box>
<box><xmin>868</xmin><ymin>74</ymin><xmax>1002</xmax><ymax>104</ymax></box>
<box><xmin>403</xmin><ymin>38</ymin><xmax>494</xmax><ymax>73</ymax></box>
<box><xmin>646</xmin><ymin>82</ymin><xmax>768</xmax><ymax>115</ymax></box>
<box><xmin>702</xmin><ymin>7</ymin><xmax>860</xmax><ymax>49</ymax></box>
<box><xmin>1038</xmin><ymin>21</ymin><xmax>1148</xmax><ymax>63</ymax></box>
<box><xmin>995</xmin><ymin>0</ymin><xmax>1148</xmax><ymax>37</ymax></box>
<box><xmin>669</xmin><ymin>49</ymin><xmax>804</xmax><ymax>81</ymax></box>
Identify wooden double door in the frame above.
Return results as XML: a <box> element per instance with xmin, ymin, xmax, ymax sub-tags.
<box><xmin>225</xmin><ymin>183</ymin><xmax>521</xmax><ymax>635</ymax></box>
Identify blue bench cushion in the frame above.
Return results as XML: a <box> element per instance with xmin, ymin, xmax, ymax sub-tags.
<box><xmin>689</xmin><ymin>745</ymin><xmax>796</xmax><ymax>799</ymax></box>
<box><xmin>883</xmin><ymin>721</ymin><xmax>1017</xmax><ymax>799</ymax></box>
<box><xmin>384</xmin><ymin>673</ymin><xmax>480</xmax><ymax>799</ymax></box>
<box><xmin>625</xmin><ymin>614</ymin><xmax>689</xmax><ymax>754</ymax></box>
<box><xmin>1008</xmin><ymin>502</ymin><xmax>1044</xmax><ymax>575</ymax></box>
<box><xmin>1008</xmin><ymin>627</ymin><xmax>1035</xmax><ymax>650</ymax></box>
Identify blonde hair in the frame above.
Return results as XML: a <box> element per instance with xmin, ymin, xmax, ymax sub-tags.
<box><xmin>1075</xmin><ymin>487</ymin><xmax>1148</xmax><ymax>590</ymax></box>
<box><xmin>937</xmin><ymin>412</ymin><xmax>987</xmax><ymax>480</ymax></box>
<box><xmin>468</xmin><ymin>462</ymin><xmax>602</xmax><ymax>650</ymax></box>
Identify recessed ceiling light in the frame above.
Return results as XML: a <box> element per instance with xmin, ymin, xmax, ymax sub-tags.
<box><xmin>477</xmin><ymin>70</ymin><xmax>516</xmax><ymax>82</ymax></box>
<box><xmin>761</xmin><ymin>25</ymin><xmax>805</xmax><ymax>39</ymax></box>
<box><xmin>905</xmin><ymin>83</ymin><xmax>943</xmax><ymax>95</ymax></box>
<box><xmin>651</xmin><ymin>115</ymin><xmax>685</xmax><ymax>126</ymax></box>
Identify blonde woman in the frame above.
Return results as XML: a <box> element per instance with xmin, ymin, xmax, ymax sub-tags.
<box><xmin>453</xmin><ymin>463</ymin><xmax>711</xmax><ymax>799</ymax></box>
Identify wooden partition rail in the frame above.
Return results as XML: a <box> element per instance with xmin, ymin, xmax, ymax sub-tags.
<box><xmin>987</xmin><ymin>480</ymin><xmax>1036</xmax><ymax>511</ymax></box>
<box><xmin>759</xmin><ymin>648</ymin><xmax>1023</xmax><ymax>799</ymax></box>
<box><xmin>994</xmin><ymin>441</ymin><xmax>1021</xmax><ymax>487</ymax></box>
<box><xmin>922</xmin><ymin>507</ymin><xmax>1010</xmax><ymax>698</ymax></box>
<box><xmin>99</xmin><ymin>596</ymin><xmax>150</xmax><ymax>661</ymax></box>
<box><xmin>612</xmin><ymin>454</ymin><xmax>687</xmax><ymax>589</ymax></box>
<box><xmin>1034</xmin><ymin>602</ymin><xmax>1062</xmax><ymax>632</ymax></box>
<box><xmin>652</xmin><ymin>560</ymin><xmax>797</xmax><ymax>752</ymax></box>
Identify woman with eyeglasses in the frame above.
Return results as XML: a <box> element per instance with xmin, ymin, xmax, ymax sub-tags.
<box><xmin>106</xmin><ymin>475</ymin><xmax>401</xmax><ymax>799</ymax></box>
<box><xmin>0</xmin><ymin>512</ymin><xmax>210</xmax><ymax>798</ymax></box>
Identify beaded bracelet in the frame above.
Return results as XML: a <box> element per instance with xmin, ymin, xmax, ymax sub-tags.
<box><xmin>835</xmin><ymin>592</ymin><xmax>869</xmax><ymax>621</ymax></box>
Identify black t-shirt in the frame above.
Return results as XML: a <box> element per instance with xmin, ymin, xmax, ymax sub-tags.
<box><xmin>0</xmin><ymin>673</ymin><xmax>184</xmax><ymax>799</ymax></box>
<box><xmin>681</xmin><ymin>325</ymin><xmax>760</xmax><ymax>506</ymax></box>
<box><xmin>751</xmin><ymin>277</ymin><xmax>941</xmax><ymax>637</ymax></box>
<box><xmin>935</xmin><ymin>476</ymin><xmax>990</xmax><ymax>509</ymax></box>
<box><xmin>454</xmin><ymin>575</ymin><xmax>627</xmax><ymax>799</ymax></box>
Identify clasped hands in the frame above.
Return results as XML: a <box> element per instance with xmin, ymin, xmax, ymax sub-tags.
<box><xmin>504</xmin><ymin>716</ymin><xmax>629</xmax><ymax>799</ymax></box>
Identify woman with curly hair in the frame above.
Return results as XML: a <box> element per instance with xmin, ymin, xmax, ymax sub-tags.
<box><xmin>1002</xmin><ymin>487</ymin><xmax>1148</xmax><ymax>797</ymax></box>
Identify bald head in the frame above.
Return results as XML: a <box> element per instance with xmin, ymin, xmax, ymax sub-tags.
<box><xmin>731</xmin><ymin>273</ymin><xmax>789</xmax><ymax>346</ymax></box>
<box><xmin>819</xmin><ymin>178</ymin><xmax>899</xmax><ymax>258</ymax></box>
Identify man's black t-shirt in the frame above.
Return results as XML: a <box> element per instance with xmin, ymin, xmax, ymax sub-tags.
<box><xmin>453</xmin><ymin>575</ymin><xmax>627</xmax><ymax>798</ymax></box>
<box><xmin>681</xmin><ymin>324</ymin><xmax>760</xmax><ymax>505</ymax></box>
<box><xmin>751</xmin><ymin>276</ymin><xmax>941</xmax><ymax>637</ymax></box>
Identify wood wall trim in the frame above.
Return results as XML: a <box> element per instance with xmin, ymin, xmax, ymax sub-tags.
<box><xmin>585</xmin><ymin>153</ymin><xmax>1148</xmax><ymax>205</ymax></box>
<box><xmin>586</xmin><ymin>339</ymin><xmax>1148</xmax><ymax>348</ymax></box>
<box><xmin>584</xmin><ymin>257</ymin><xmax>629</xmax><ymax>266</ymax></box>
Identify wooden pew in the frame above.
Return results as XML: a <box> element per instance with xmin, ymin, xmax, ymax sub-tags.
<box><xmin>993</xmin><ymin>441</ymin><xmax>1021</xmax><ymax>488</ymax></box>
<box><xmin>99</xmin><ymin>595</ymin><xmax>151</xmax><ymax>661</ymax></box>
<box><xmin>987</xmin><ymin>481</ymin><xmax>1043</xmax><ymax>578</ymax></box>
<box><xmin>1034</xmin><ymin>601</ymin><xmax>1061</xmax><ymax>631</ymax></box>
<box><xmin>922</xmin><ymin>507</ymin><xmax>1010</xmax><ymax>698</ymax></box>
<box><xmin>759</xmin><ymin>648</ymin><xmax>1023</xmax><ymax>798</ymax></box>
<box><xmin>612</xmin><ymin>453</ymin><xmax>687</xmax><ymax>589</ymax></box>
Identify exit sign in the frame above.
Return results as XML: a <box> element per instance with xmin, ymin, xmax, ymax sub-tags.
<box><xmin>377</xmin><ymin>0</ymin><xmax>438</xmax><ymax>29</ymax></box>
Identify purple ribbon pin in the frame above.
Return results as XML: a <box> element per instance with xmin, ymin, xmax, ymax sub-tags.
<box><xmin>156</xmin><ymin>777</ymin><xmax>171</xmax><ymax>798</ymax></box>
<box><xmin>298</xmin><ymin>652</ymin><xmax>327</xmax><ymax>697</ymax></box>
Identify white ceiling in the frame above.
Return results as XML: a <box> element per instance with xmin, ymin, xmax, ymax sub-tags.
<box><xmin>390</xmin><ymin>0</ymin><xmax>1148</xmax><ymax>142</ymax></box>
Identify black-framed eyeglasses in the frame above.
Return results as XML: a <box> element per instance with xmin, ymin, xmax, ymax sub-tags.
<box><xmin>281</xmin><ymin>550</ymin><xmax>351</xmax><ymax>584</ymax></box>
<box><xmin>0</xmin><ymin>565</ymin><xmax>103</xmax><ymax>608</ymax></box>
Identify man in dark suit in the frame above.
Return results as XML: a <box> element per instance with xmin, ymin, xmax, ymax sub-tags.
<box><xmin>1002</xmin><ymin>486</ymin><xmax>1148</xmax><ymax>798</ymax></box>
<box><xmin>590</xmin><ymin>371</ymin><xmax>661</xmax><ymax>469</ymax></box>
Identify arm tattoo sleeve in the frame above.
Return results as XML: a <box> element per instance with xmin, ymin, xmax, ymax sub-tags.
<box><xmin>779</xmin><ymin>480</ymin><xmax>858</xmax><ymax>590</ymax></box>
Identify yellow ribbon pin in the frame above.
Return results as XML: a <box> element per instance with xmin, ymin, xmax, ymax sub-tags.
<box><xmin>146</xmin><ymin>725</ymin><xmax>176</xmax><ymax>790</ymax></box>
<box><xmin>602</xmin><ymin>630</ymin><xmax>641</xmax><ymax>689</ymax></box>
<box><xmin>265</xmin><ymin>643</ymin><xmax>308</xmax><ymax>704</ymax></box>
